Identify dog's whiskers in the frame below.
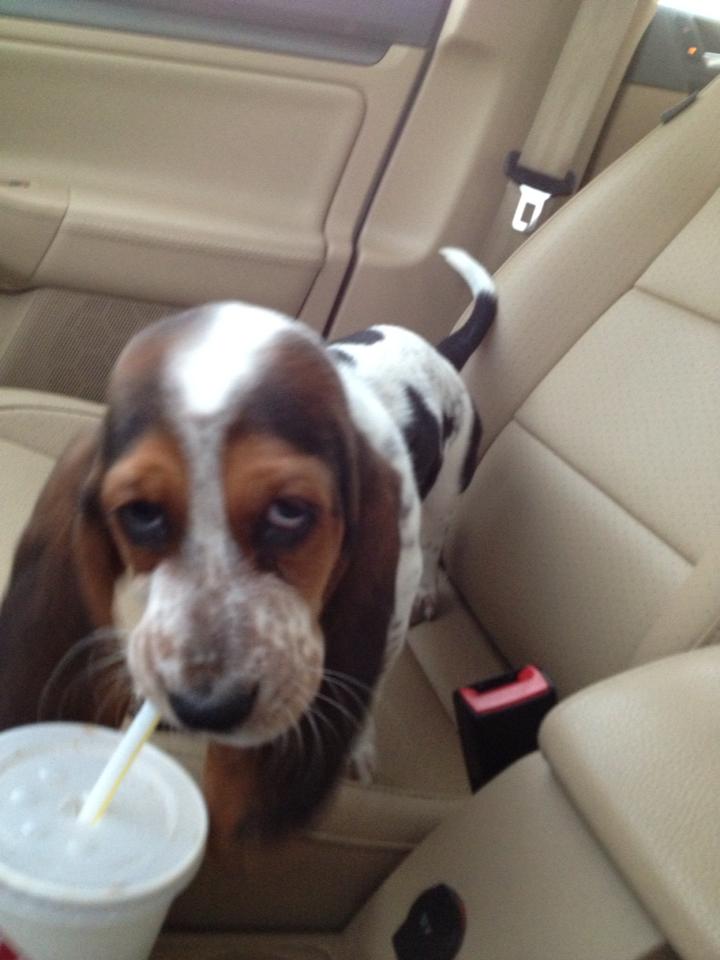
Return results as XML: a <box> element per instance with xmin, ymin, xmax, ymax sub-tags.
<box><xmin>286</xmin><ymin>706</ymin><xmax>306</xmax><ymax>766</ymax></box>
<box><xmin>313</xmin><ymin>690</ymin><xmax>364</xmax><ymax>737</ymax></box>
<box><xmin>270</xmin><ymin>675</ymin><xmax>367</xmax><ymax>777</ymax></box>
<box><xmin>304</xmin><ymin>708</ymin><xmax>325</xmax><ymax>776</ymax></box>
<box><xmin>90</xmin><ymin>667</ymin><xmax>132</xmax><ymax>727</ymax></box>
<box><xmin>326</xmin><ymin>668</ymin><xmax>404</xmax><ymax>726</ymax></box>
<box><xmin>322</xmin><ymin>668</ymin><xmax>373</xmax><ymax>698</ymax></box>
<box><xmin>38</xmin><ymin>627</ymin><xmax>128</xmax><ymax>723</ymax></box>
<box><xmin>323</xmin><ymin>671</ymin><xmax>371</xmax><ymax>717</ymax></box>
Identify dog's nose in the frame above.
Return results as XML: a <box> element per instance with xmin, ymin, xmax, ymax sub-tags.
<box><xmin>168</xmin><ymin>683</ymin><xmax>258</xmax><ymax>732</ymax></box>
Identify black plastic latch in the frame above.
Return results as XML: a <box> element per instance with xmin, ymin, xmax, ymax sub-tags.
<box><xmin>661</xmin><ymin>90</ymin><xmax>698</xmax><ymax>124</ymax></box>
<box><xmin>504</xmin><ymin>150</ymin><xmax>576</xmax><ymax>197</ymax></box>
<box><xmin>393</xmin><ymin>884</ymin><xmax>466</xmax><ymax>960</ymax></box>
<box><xmin>453</xmin><ymin>665</ymin><xmax>557</xmax><ymax>792</ymax></box>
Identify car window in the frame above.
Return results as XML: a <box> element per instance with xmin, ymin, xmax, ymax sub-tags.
<box><xmin>632</xmin><ymin>0</ymin><xmax>720</xmax><ymax>92</ymax></box>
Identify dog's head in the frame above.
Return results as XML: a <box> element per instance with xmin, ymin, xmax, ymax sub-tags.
<box><xmin>0</xmin><ymin>303</ymin><xmax>405</xmax><ymax>833</ymax></box>
<box><xmin>100</xmin><ymin>304</ymin><xmax>364</xmax><ymax>746</ymax></box>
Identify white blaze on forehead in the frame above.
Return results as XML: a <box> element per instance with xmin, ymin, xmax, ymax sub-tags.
<box><xmin>171</xmin><ymin>302</ymin><xmax>294</xmax><ymax>417</ymax></box>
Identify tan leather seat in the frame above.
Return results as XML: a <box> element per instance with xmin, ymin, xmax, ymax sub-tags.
<box><xmin>0</xmin><ymin>389</ymin><xmax>104</xmax><ymax>587</ymax></box>
<box><xmin>2</xmin><ymin>77</ymin><xmax>720</xmax><ymax>932</ymax></box>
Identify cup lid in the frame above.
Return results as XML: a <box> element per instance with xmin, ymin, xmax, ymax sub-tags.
<box><xmin>0</xmin><ymin>723</ymin><xmax>208</xmax><ymax>909</ymax></box>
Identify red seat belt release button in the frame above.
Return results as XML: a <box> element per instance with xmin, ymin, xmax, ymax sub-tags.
<box><xmin>459</xmin><ymin>665</ymin><xmax>550</xmax><ymax>715</ymax></box>
<box><xmin>0</xmin><ymin>936</ymin><xmax>30</xmax><ymax>960</ymax></box>
<box><xmin>453</xmin><ymin>665</ymin><xmax>557</xmax><ymax>791</ymax></box>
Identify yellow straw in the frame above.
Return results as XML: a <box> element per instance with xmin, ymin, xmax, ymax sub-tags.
<box><xmin>78</xmin><ymin>701</ymin><xmax>161</xmax><ymax>825</ymax></box>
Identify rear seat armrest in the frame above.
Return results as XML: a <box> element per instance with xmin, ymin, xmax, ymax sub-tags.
<box><xmin>541</xmin><ymin>647</ymin><xmax>720</xmax><ymax>960</ymax></box>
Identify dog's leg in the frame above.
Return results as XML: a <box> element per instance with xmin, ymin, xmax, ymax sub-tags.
<box><xmin>347</xmin><ymin>565</ymin><xmax>419</xmax><ymax>784</ymax></box>
<box><xmin>344</xmin><ymin>453</ymin><xmax>422</xmax><ymax>785</ymax></box>
<box><xmin>412</xmin><ymin>395</ymin><xmax>480</xmax><ymax>625</ymax></box>
<box><xmin>346</xmin><ymin>713</ymin><xmax>377</xmax><ymax>785</ymax></box>
<box><xmin>411</xmin><ymin>471</ymin><xmax>457</xmax><ymax>624</ymax></box>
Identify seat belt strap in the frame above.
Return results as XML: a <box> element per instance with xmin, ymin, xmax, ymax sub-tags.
<box><xmin>483</xmin><ymin>0</ymin><xmax>657</xmax><ymax>269</ymax></box>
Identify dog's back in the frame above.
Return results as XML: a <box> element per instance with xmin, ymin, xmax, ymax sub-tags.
<box><xmin>329</xmin><ymin>249</ymin><xmax>496</xmax><ymax>623</ymax></box>
<box><xmin>328</xmin><ymin>248</ymin><xmax>496</xmax><ymax>499</ymax></box>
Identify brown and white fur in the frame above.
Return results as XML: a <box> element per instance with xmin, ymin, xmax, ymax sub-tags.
<box><xmin>0</xmin><ymin>249</ymin><xmax>495</xmax><ymax>837</ymax></box>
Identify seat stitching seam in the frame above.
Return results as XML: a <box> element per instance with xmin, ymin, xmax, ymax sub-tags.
<box><xmin>634</xmin><ymin>282</ymin><xmax>720</xmax><ymax>326</ymax></box>
<box><xmin>512</xmin><ymin>417</ymin><xmax>694</xmax><ymax>567</ymax></box>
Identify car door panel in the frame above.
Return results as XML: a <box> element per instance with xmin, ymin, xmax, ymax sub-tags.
<box><xmin>0</xmin><ymin>0</ymin><xmax>447</xmax><ymax>64</ymax></box>
<box><xmin>0</xmin><ymin>15</ymin><xmax>425</xmax><ymax>321</ymax></box>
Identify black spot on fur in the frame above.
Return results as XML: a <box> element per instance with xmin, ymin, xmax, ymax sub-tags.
<box><xmin>442</xmin><ymin>412</ymin><xmax>456</xmax><ymax>443</ymax></box>
<box><xmin>331</xmin><ymin>328</ymin><xmax>385</xmax><ymax>347</ymax></box>
<box><xmin>460</xmin><ymin>410</ymin><xmax>482</xmax><ymax>491</ymax></box>
<box><xmin>329</xmin><ymin>348</ymin><xmax>356</xmax><ymax>366</ymax></box>
<box><xmin>403</xmin><ymin>386</ymin><xmax>442</xmax><ymax>500</ymax></box>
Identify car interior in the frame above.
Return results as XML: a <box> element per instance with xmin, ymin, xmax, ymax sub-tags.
<box><xmin>2</xmin><ymin>0</ymin><xmax>720</xmax><ymax>957</ymax></box>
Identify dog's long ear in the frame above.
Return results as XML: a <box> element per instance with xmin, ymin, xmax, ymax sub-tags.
<box><xmin>0</xmin><ymin>428</ymin><xmax>125</xmax><ymax>729</ymax></box>
<box><xmin>204</xmin><ymin>430</ymin><xmax>404</xmax><ymax>841</ymax></box>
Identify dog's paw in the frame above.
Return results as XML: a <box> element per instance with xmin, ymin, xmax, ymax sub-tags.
<box><xmin>410</xmin><ymin>589</ymin><xmax>439</xmax><ymax>626</ymax></box>
<box><xmin>347</xmin><ymin>725</ymin><xmax>377</xmax><ymax>785</ymax></box>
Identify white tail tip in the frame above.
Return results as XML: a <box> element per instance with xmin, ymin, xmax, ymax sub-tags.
<box><xmin>439</xmin><ymin>247</ymin><xmax>495</xmax><ymax>299</ymax></box>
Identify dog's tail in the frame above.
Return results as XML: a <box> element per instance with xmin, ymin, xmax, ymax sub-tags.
<box><xmin>436</xmin><ymin>247</ymin><xmax>496</xmax><ymax>372</ymax></box>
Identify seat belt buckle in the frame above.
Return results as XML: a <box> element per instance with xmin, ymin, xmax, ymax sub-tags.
<box><xmin>504</xmin><ymin>149</ymin><xmax>576</xmax><ymax>235</ymax></box>
<box><xmin>511</xmin><ymin>184</ymin><xmax>552</xmax><ymax>233</ymax></box>
<box><xmin>453</xmin><ymin>665</ymin><xmax>557</xmax><ymax>792</ymax></box>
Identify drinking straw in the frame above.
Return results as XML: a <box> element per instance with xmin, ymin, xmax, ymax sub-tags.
<box><xmin>78</xmin><ymin>700</ymin><xmax>161</xmax><ymax>825</ymax></box>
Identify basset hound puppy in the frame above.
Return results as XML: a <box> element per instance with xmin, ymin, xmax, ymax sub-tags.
<box><xmin>0</xmin><ymin>249</ymin><xmax>495</xmax><ymax>838</ymax></box>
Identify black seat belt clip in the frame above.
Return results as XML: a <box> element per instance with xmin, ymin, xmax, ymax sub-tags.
<box><xmin>453</xmin><ymin>665</ymin><xmax>557</xmax><ymax>792</ymax></box>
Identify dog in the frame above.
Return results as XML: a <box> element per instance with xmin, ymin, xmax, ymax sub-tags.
<box><xmin>0</xmin><ymin>248</ymin><xmax>495</xmax><ymax>837</ymax></box>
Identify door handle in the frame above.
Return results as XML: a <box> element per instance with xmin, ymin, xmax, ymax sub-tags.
<box><xmin>0</xmin><ymin>177</ymin><xmax>69</xmax><ymax>289</ymax></box>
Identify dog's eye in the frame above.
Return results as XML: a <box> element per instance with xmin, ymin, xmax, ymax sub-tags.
<box><xmin>116</xmin><ymin>500</ymin><xmax>170</xmax><ymax>549</ymax></box>
<box><xmin>259</xmin><ymin>498</ymin><xmax>315</xmax><ymax>548</ymax></box>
